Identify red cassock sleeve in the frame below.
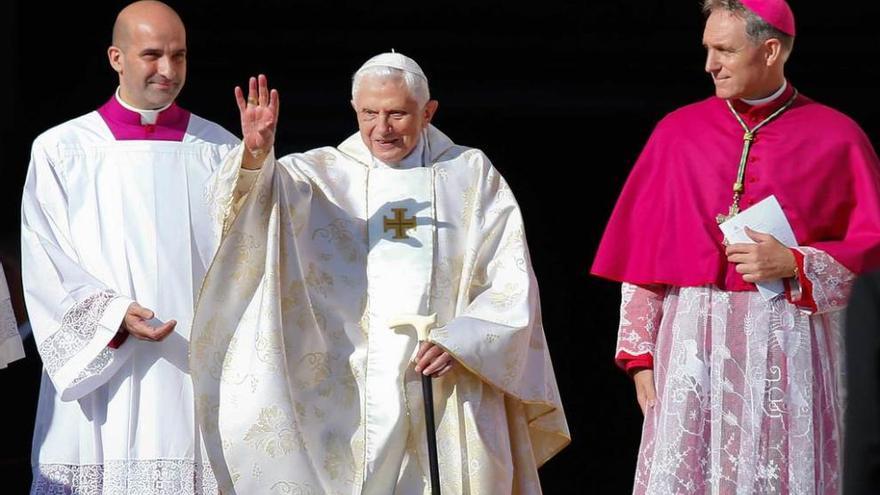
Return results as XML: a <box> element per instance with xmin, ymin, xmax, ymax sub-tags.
<box><xmin>107</xmin><ymin>329</ymin><xmax>129</xmax><ymax>349</ymax></box>
<box><xmin>784</xmin><ymin>249</ymin><xmax>818</xmax><ymax>312</ymax></box>
<box><xmin>616</xmin><ymin>351</ymin><xmax>654</xmax><ymax>374</ymax></box>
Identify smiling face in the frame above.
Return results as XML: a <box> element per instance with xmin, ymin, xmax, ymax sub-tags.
<box><xmin>108</xmin><ymin>3</ymin><xmax>187</xmax><ymax>109</ymax></box>
<box><xmin>702</xmin><ymin>9</ymin><xmax>779</xmax><ymax>100</ymax></box>
<box><xmin>351</xmin><ymin>75</ymin><xmax>438</xmax><ymax>164</ymax></box>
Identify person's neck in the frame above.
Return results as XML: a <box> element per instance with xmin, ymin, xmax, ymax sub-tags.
<box><xmin>115</xmin><ymin>87</ymin><xmax>173</xmax><ymax>124</ymax></box>
<box><xmin>739</xmin><ymin>79</ymin><xmax>787</xmax><ymax>106</ymax></box>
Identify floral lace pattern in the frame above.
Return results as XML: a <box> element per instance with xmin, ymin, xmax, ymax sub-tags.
<box><xmin>617</xmin><ymin>283</ymin><xmax>665</xmax><ymax>358</ymax></box>
<box><xmin>799</xmin><ymin>246</ymin><xmax>856</xmax><ymax>314</ymax></box>
<box><xmin>68</xmin><ymin>347</ymin><xmax>115</xmax><ymax>389</ymax></box>
<box><xmin>618</xmin><ymin>251</ymin><xmax>852</xmax><ymax>494</ymax></box>
<box><xmin>0</xmin><ymin>297</ymin><xmax>18</xmax><ymax>343</ymax></box>
<box><xmin>0</xmin><ymin>296</ymin><xmax>23</xmax><ymax>367</ymax></box>
<box><xmin>31</xmin><ymin>459</ymin><xmax>218</xmax><ymax>495</ymax></box>
<box><xmin>37</xmin><ymin>291</ymin><xmax>115</xmax><ymax>375</ymax></box>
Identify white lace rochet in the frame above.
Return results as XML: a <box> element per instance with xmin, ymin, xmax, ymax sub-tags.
<box><xmin>617</xmin><ymin>247</ymin><xmax>853</xmax><ymax>494</ymax></box>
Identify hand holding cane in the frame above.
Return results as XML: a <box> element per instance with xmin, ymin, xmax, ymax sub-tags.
<box><xmin>389</xmin><ymin>313</ymin><xmax>442</xmax><ymax>495</ymax></box>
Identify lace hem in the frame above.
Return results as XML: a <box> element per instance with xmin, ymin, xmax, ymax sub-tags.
<box><xmin>31</xmin><ymin>459</ymin><xmax>218</xmax><ymax>495</ymax></box>
<box><xmin>38</xmin><ymin>291</ymin><xmax>115</xmax><ymax>375</ymax></box>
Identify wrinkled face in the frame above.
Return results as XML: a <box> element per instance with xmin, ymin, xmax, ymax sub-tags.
<box><xmin>108</xmin><ymin>19</ymin><xmax>186</xmax><ymax>109</ymax></box>
<box><xmin>702</xmin><ymin>9</ymin><xmax>769</xmax><ymax>99</ymax></box>
<box><xmin>352</xmin><ymin>76</ymin><xmax>438</xmax><ymax>163</ymax></box>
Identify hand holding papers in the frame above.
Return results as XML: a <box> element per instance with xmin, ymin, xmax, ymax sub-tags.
<box><xmin>719</xmin><ymin>195</ymin><xmax>798</xmax><ymax>300</ymax></box>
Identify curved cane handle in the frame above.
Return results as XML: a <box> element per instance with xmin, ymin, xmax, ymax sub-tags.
<box><xmin>388</xmin><ymin>313</ymin><xmax>437</xmax><ymax>341</ymax></box>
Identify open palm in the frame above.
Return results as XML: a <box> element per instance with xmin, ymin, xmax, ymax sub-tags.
<box><xmin>235</xmin><ymin>74</ymin><xmax>280</xmax><ymax>157</ymax></box>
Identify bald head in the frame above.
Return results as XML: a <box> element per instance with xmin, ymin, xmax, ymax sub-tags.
<box><xmin>108</xmin><ymin>0</ymin><xmax>187</xmax><ymax>109</ymax></box>
<box><xmin>112</xmin><ymin>1</ymin><xmax>184</xmax><ymax>49</ymax></box>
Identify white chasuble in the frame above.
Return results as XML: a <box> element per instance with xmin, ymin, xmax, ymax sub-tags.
<box><xmin>0</xmin><ymin>263</ymin><xmax>25</xmax><ymax>368</ymax></box>
<box><xmin>193</xmin><ymin>125</ymin><xmax>570</xmax><ymax>495</ymax></box>
<box><xmin>22</xmin><ymin>107</ymin><xmax>238</xmax><ymax>494</ymax></box>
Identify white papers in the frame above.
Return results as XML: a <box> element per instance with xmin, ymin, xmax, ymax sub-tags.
<box><xmin>719</xmin><ymin>195</ymin><xmax>797</xmax><ymax>300</ymax></box>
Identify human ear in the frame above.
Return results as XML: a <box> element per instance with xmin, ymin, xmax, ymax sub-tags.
<box><xmin>108</xmin><ymin>46</ymin><xmax>124</xmax><ymax>73</ymax></box>
<box><xmin>423</xmin><ymin>100</ymin><xmax>439</xmax><ymax>124</ymax></box>
<box><xmin>764</xmin><ymin>39</ymin><xmax>783</xmax><ymax>66</ymax></box>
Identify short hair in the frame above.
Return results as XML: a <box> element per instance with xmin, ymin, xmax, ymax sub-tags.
<box><xmin>351</xmin><ymin>66</ymin><xmax>431</xmax><ymax>107</ymax></box>
<box><xmin>702</xmin><ymin>0</ymin><xmax>795</xmax><ymax>54</ymax></box>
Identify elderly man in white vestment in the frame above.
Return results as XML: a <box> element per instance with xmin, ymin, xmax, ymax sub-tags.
<box><xmin>20</xmin><ymin>1</ymin><xmax>238</xmax><ymax>493</ymax></box>
<box><xmin>191</xmin><ymin>53</ymin><xmax>570</xmax><ymax>494</ymax></box>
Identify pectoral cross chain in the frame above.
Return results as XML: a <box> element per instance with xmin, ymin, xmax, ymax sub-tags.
<box><xmin>717</xmin><ymin>89</ymin><xmax>798</xmax><ymax>224</ymax></box>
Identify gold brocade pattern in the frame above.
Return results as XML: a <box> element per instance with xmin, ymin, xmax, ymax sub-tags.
<box><xmin>488</xmin><ymin>283</ymin><xmax>525</xmax><ymax>310</ymax></box>
<box><xmin>244</xmin><ymin>406</ymin><xmax>306</xmax><ymax>457</ymax></box>
<box><xmin>312</xmin><ymin>218</ymin><xmax>362</xmax><ymax>264</ymax></box>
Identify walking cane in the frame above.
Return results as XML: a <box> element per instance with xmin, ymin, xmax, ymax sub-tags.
<box><xmin>389</xmin><ymin>313</ymin><xmax>442</xmax><ymax>495</ymax></box>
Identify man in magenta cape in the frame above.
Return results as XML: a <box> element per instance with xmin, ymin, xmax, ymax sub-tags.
<box><xmin>592</xmin><ymin>0</ymin><xmax>880</xmax><ymax>493</ymax></box>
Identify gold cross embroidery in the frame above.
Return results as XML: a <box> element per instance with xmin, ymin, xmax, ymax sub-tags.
<box><xmin>383</xmin><ymin>208</ymin><xmax>417</xmax><ymax>239</ymax></box>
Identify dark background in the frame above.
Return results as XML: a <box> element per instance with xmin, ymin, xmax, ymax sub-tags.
<box><xmin>1</xmin><ymin>1</ymin><xmax>878</xmax><ymax>493</ymax></box>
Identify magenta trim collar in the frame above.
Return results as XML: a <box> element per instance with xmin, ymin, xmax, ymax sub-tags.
<box><xmin>97</xmin><ymin>96</ymin><xmax>190</xmax><ymax>141</ymax></box>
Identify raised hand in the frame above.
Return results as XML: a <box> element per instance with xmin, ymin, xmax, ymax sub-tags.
<box><xmin>234</xmin><ymin>74</ymin><xmax>280</xmax><ymax>169</ymax></box>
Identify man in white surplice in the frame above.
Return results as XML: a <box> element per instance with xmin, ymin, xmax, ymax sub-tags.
<box><xmin>192</xmin><ymin>53</ymin><xmax>570</xmax><ymax>494</ymax></box>
<box><xmin>21</xmin><ymin>2</ymin><xmax>238</xmax><ymax>493</ymax></box>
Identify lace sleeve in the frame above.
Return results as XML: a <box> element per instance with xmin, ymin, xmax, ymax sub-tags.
<box><xmin>0</xmin><ymin>264</ymin><xmax>23</xmax><ymax>368</ymax></box>
<box><xmin>0</xmin><ymin>296</ymin><xmax>24</xmax><ymax>369</ymax></box>
<box><xmin>616</xmin><ymin>282</ymin><xmax>666</xmax><ymax>359</ymax></box>
<box><xmin>21</xmin><ymin>138</ymin><xmax>135</xmax><ymax>399</ymax></box>
<box><xmin>796</xmin><ymin>246</ymin><xmax>856</xmax><ymax>314</ymax></box>
<box><xmin>36</xmin><ymin>291</ymin><xmax>135</xmax><ymax>400</ymax></box>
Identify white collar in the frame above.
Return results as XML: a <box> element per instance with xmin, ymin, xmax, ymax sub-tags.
<box><xmin>740</xmin><ymin>80</ymin><xmax>788</xmax><ymax>107</ymax></box>
<box><xmin>115</xmin><ymin>87</ymin><xmax>173</xmax><ymax>125</ymax></box>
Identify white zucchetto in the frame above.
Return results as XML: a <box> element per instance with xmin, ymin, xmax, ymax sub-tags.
<box><xmin>356</xmin><ymin>51</ymin><xmax>428</xmax><ymax>82</ymax></box>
